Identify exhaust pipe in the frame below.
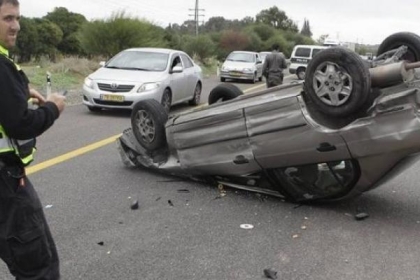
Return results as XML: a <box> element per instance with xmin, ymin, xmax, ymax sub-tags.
<box><xmin>369</xmin><ymin>61</ymin><xmax>420</xmax><ymax>87</ymax></box>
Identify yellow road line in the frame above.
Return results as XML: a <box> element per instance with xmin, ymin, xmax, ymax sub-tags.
<box><xmin>26</xmin><ymin>134</ymin><xmax>121</xmax><ymax>175</ymax></box>
<box><xmin>243</xmin><ymin>83</ymin><xmax>265</xmax><ymax>93</ymax></box>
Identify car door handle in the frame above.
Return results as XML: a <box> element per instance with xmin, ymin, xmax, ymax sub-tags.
<box><xmin>233</xmin><ymin>155</ymin><xmax>249</xmax><ymax>165</ymax></box>
<box><xmin>317</xmin><ymin>142</ymin><xmax>337</xmax><ymax>152</ymax></box>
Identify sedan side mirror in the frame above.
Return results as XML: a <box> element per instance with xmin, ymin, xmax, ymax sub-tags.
<box><xmin>171</xmin><ymin>65</ymin><xmax>183</xmax><ymax>73</ymax></box>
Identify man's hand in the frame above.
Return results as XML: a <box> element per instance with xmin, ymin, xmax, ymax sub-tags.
<box><xmin>46</xmin><ymin>93</ymin><xmax>66</xmax><ymax>114</ymax></box>
<box><xmin>29</xmin><ymin>88</ymin><xmax>46</xmax><ymax>105</ymax></box>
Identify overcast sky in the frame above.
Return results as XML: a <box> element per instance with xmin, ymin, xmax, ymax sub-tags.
<box><xmin>19</xmin><ymin>0</ymin><xmax>420</xmax><ymax>45</ymax></box>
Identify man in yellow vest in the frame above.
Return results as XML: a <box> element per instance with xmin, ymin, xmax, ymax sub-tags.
<box><xmin>0</xmin><ymin>0</ymin><xmax>65</xmax><ymax>279</ymax></box>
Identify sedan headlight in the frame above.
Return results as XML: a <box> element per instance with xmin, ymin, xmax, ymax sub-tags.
<box><xmin>84</xmin><ymin>77</ymin><xmax>94</xmax><ymax>89</ymax></box>
<box><xmin>221</xmin><ymin>66</ymin><xmax>230</xmax><ymax>71</ymax></box>
<box><xmin>243</xmin><ymin>68</ymin><xmax>253</xmax><ymax>73</ymax></box>
<box><xmin>137</xmin><ymin>82</ymin><xmax>161</xmax><ymax>93</ymax></box>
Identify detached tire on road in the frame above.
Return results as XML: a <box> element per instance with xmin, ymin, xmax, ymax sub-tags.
<box><xmin>377</xmin><ymin>32</ymin><xmax>420</xmax><ymax>62</ymax></box>
<box><xmin>304</xmin><ymin>47</ymin><xmax>371</xmax><ymax>117</ymax></box>
<box><xmin>208</xmin><ymin>83</ymin><xmax>244</xmax><ymax>105</ymax></box>
<box><xmin>131</xmin><ymin>99</ymin><xmax>168</xmax><ymax>151</ymax></box>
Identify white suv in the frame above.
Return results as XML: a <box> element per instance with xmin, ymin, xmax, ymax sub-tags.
<box><xmin>289</xmin><ymin>45</ymin><xmax>328</xmax><ymax>80</ymax></box>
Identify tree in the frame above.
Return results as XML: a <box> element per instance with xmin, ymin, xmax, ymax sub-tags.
<box><xmin>79</xmin><ymin>12</ymin><xmax>167</xmax><ymax>57</ymax></box>
<box><xmin>316</xmin><ymin>34</ymin><xmax>329</xmax><ymax>45</ymax></box>
<box><xmin>255</xmin><ymin>6</ymin><xmax>298</xmax><ymax>32</ymax></box>
<box><xmin>203</xmin><ymin>17</ymin><xmax>228</xmax><ymax>33</ymax></box>
<box><xmin>218</xmin><ymin>30</ymin><xmax>250</xmax><ymax>59</ymax></box>
<box><xmin>183</xmin><ymin>35</ymin><xmax>216</xmax><ymax>63</ymax></box>
<box><xmin>44</xmin><ymin>7</ymin><xmax>87</xmax><ymax>55</ymax></box>
<box><xmin>15</xmin><ymin>17</ymin><xmax>39</xmax><ymax>62</ymax></box>
<box><xmin>34</xmin><ymin>19</ymin><xmax>63</xmax><ymax>61</ymax></box>
<box><xmin>300</xmin><ymin>18</ymin><xmax>312</xmax><ymax>37</ymax></box>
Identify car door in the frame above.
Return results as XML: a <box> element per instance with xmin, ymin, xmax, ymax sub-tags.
<box><xmin>245</xmin><ymin>95</ymin><xmax>351</xmax><ymax>169</ymax></box>
<box><xmin>180</xmin><ymin>53</ymin><xmax>197</xmax><ymax>100</ymax></box>
<box><xmin>169</xmin><ymin>53</ymin><xmax>187</xmax><ymax>103</ymax></box>
<box><xmin>167</xmin><ymin>105</ymin><xmax>261</xmax><ymax>176</ymax></box>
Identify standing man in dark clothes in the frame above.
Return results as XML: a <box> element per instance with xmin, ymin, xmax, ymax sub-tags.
<box><xmin>262</xmin><ymin>43</ymin><xmax>288</xmax><ymax>88</ymax></box>
<box><xmin>0</xmin><ymin>0</ymin><xmax>66</xmax><ymax>279</ymax></box>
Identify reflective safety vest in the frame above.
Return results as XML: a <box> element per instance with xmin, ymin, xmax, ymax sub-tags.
<box><xmin>0</xmin><ymin>45</ymin><xmax>37</xmax><ymax>166</ymax></box>
<box><xmin>0</xmin><ymin>126</ymin><xmax>36</xmax><ymax>166</ymax></box>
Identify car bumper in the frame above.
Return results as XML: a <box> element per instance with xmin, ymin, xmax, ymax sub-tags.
<box><xmin>220</xmin><ymin>71</ymin><xmax>255</xmax><ymax>80</ymax></box>
<box><xmin>82</xmin><ymin>85</ymin><xmax>162</xmax><ymax>109</ymax></box>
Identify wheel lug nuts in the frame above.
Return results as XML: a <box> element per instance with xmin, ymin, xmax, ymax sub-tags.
<box><xmin>325</xmin><ymin>82</ymin><xmax>330</xmax><ymax>86</ymax></box>
<box><xmin>330</xmin><ymin>87</ymin><xmax>335</xmax><ymax>91</ymax></box>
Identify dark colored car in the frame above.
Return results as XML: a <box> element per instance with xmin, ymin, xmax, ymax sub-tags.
<box><xmin>117</xmin><ymin>32</ymin><xmax>420</xmax><ymax>203</ymax></box>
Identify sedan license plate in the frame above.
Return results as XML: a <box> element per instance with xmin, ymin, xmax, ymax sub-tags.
<box><xmin>100</xmin><ymin>94</ymin><xmax>125</xmax><ymax>102</ymax></box>
<box><xmin>230</xmin><ymin>71</ymin><xmax>242</xmax><ymax>77</ymax></box>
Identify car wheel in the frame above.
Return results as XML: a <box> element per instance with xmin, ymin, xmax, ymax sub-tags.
<box><xmin>208</xmin><ymin>83</ymin><xmax>244</xmax><ymax>105</ymax></box>
<box><xmin>304</xmin><ymin>47</ymin><xmax>371</xmax><ymax>117</ymax></box>
<box><xmin>131</xmin><ymin>100</ymin><xmax>168</xmax><ymax>151</ymax></box>
<box><xmin>377</xmin><ymin>32</ymin><xmax>420</xmax><ymax>62</ymax></box>
<box><xmin>297</xmin><ymin>68</ymin><xmax>305</xmax><ymax>80</ymax></box>
<box><xmin>87</xmin><ymin>106</ymin><xmax>102</xmax><ymax>112</ymax></box>
<box><xmin>161</xmin><ymin>88</ymin><xmax>171</xmax><ymax>113</ymax></box>
<box><xmin>220</xmin><ymin>77</ymin><xmax>226</xmax><ymax>82</ymax></box>
<box><xmin>258</xmin><ymin>75</ymin><xmax>262</xmax><ymax>82</ymax></box>
<box><xmin>188</xmin><ymin>82</ymin><xmax>201</xmax><ymax>106</ymax></box>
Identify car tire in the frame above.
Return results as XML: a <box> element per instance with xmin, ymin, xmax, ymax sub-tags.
<box><xmin>208</xmin><ymin>83</ymin><xmax>244</xmax><ymax>105</ymax></box>
<box><xmin>258</xmin><ymin>75</ymin><xmax>262</xmax><ymax>82</ymax></box>
<box><xmin>87</xmin><ymin>106</ymin><xmax>102</xmax><ymax>112</ymax></box>
<box><xmin>161</xmin><ymin>88</ymin><xmax>171</xmax><ymax>113</ymax></box>
<box><xmin>297</xmin><ymin>68</ymin><xmax>305</xmax><ymax>80</ymax></box>
<box><xmin>131</xmin><ymin>100</ymin><xmax>168</xmax><ymax>151</ymax></box>
<box><xmin>304</xmin><ymin>47</ymin><xmax>371</xmax><ymax>117</ymax></box>
<box><xmin>377</xmin><ymin>32</ymin><xmax>420</xmax><ymax>62</ymax></box>
<box><xmin>188</xmin><ymin>82</ymin><xmax>202</xmax><ymax>106</ymax></box>
<box><xmin>220</xmin><ymin>77</ymin><xmax>226</xmax><ymax>82</ymax></box>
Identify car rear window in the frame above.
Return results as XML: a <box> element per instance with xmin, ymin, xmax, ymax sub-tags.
<box><xmin>294</xmin><ymin>48</ymin><xmax>311</xmax><ymax>58</ymax></box>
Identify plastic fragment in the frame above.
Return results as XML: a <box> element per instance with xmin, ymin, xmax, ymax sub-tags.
<box><xmin>168</xmin><ymin>200</ymin><xmax>174</xmax><ymax>207</ymax></box>
<box><xmin>130</xmin><ymin>200</ymin><xmax>139</xmax><ymax>210</ymax></box>
<box><xmin>240</xmin><ymin>224</ymin><xmax>254</xmax><ymax>229</ymax></box>
<box><xmin>263</xmin><ymin>268</ymin><xmax>278</xmax><ymax>279</ymax></box>
<box><xmin>355</xmin><ymin>212</ymin><xmax>369</xmax><ymax>221</ymax></box>
<box><xmin>97</xmin><ymin>242</ymin><xmax>104</xmax><ymax>246</ymax></box>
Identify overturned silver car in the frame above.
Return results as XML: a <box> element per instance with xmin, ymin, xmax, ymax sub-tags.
<box><xmin>117</xmin><ymin>32</ymin><xmax>420</xmax><ymax>203</ymax></box>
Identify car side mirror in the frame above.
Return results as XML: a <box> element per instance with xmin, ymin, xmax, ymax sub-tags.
<box><xmin>257</xmin><ymin>60</ymin><xmax>262</xmax><ymax>64</ymax></box>
<box><xmin>171</xmin><ymin>65</ymin><xmax>183</xmax><ymax>73</ymax></box>
<box><xmin>99</xmin><ymin>61</ymin><xmax>106</xmax><ymax>67</ymax></box>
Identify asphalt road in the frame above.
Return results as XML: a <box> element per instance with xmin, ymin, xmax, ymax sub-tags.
<box><xmin>1</xmin><ymin>75</ymin><xmax>420</xmax><ymax>280</ymax></box>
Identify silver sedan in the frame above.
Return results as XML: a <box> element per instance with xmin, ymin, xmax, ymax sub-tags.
<box><xmin>82</xmin><ymin>48</ymin><xmax>203</xmax><ymax>112</ymax></box>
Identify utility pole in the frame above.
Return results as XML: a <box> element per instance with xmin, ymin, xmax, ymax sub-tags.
<box><xmin>189</xmin><ymin>0</ymin><xmax>205</xmax><ymax>36</ymax></box>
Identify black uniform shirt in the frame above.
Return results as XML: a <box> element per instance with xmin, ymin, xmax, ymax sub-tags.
<box><xmin>0</xmin><ymin>54</ymin><xmax>59</xmax><ymax>141</ymax></box>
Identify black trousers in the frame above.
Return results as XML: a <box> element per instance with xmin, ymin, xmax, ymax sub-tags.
<box><xmin>0</xmin><ymin>164</ymin><xmax>60</xmax><ymax>280</ymax></box>
<box><xmin>266</xmin><ymin>72</ymin><xmax>284</xmax><ymax>88</ymax></box>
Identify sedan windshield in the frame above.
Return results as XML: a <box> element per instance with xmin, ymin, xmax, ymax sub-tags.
<box><xmin>106</xmin><ymin>51</ymin><xmax>169</xmax><ymax>71</ymax></box>
<box><xmin>227</xmin><ymin>52</ymin><xmax>255</xmax><ymax>63</ymax></box>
